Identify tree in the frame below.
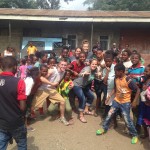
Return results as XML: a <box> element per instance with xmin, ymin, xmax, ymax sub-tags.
<box><xmin>36</xmin><ymin>0</ymin><xmax>60</xmax><ymax>9</ymax></box>
<box><xmin>0</xmin><ymin>0</ymin><xmax>36</xmax><ymax>8</ymax></box>
<box><xmin>84</xmin><ymin>0</ymin><xmax>150</xmax><ymax>11</ymax></box>
<box><xmin>0</xmin><ymin>0</ymin><xmax>74</xmax><ymax>9</ymax></box>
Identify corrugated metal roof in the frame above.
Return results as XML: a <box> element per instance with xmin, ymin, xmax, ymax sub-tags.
<box><xmin>0</xmin><ymin>8</ymin><xmax>150</xmax><ymax>18</ymax></box>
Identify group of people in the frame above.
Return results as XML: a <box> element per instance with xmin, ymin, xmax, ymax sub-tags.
<box><xmin>0</xmin><ymin>39</ymin><xmax>150</xmax><ymax>149</ymax></box>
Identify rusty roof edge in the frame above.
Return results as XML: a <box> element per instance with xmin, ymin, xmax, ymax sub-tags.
<box><xmin>0</xmin><ymin>8</ymin><xmax>150</xmax><ymax>15</ymax></box>
<box><xmin>0</xmin><ymin>14</ymin><xmax>150</xmax><ymax>19</ymax></box>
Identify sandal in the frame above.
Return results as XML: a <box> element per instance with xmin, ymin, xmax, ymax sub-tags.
<box><xmin>79</xmin><ymin>116</ymin><xmax>87</xmax><ymax>123</ymax></box>
<box><xmin>83</xmin><ymin>111</ymin><xmax>94</xmax><ymax>116</ymax></box>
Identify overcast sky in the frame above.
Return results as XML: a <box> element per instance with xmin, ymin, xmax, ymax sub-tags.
<box><xmin>60</xmin><ymin>0</ymin><xmax>88</xmax><ymax>10</ymax></box>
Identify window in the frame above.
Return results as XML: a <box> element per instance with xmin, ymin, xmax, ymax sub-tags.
<box><xmin>67</xmin><ymin>35</ymin><xmax>76</xmax><ymax>50</ymax></box>
<box><xmin>100</xmin><ymin>36</ymin><xmax>109</xmax><ymax>50</ymax></box>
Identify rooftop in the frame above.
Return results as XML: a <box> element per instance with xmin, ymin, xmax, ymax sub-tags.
<box><xmin>0</xmin><ymin>8</ymin><xmax>150</xmax><ymax>22</ymax></box>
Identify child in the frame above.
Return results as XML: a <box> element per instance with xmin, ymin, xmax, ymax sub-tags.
<box><xmin>141</xmin><ymin>65</ymin><xmax>150</xmax><ymax>141</ymax></box>
<box><xmin>49</xmin><ymin>70</ymin><xmax>73</xmax><ymax>122</ymax></box>
<box><xmin>101</xmin><ymin>53</ymin><xmax>115</xmax><ymax>119</ymax></box>
<box><xmin>19</xmin><ymin>59</ymin><xmax>27</xmax><ymax>79</ymax></box>
<box><xmin>24</xmin><ymin>67</ymin><xmax>39</xmax><ymax>131</ymax></box>
<box><xmin>93</xmin><ymin>48</ymin><xmax>105</xmax><ymax>114</ymax></box>
<box><xmin>128</xmin><ymin>53</ymin><xmax>145</xmax><ymax>137</ymax></box>
<box><xmin>96</xmin><ymin>63</ymin><xmax>140</xmax><ymax>144</ymax></box>
<box><xmin>57</xmin><ymin>46</ymin><xmax>71</xmax><ymax>63</ymax></box>
<box><xmin>0</xmin><ymin>56</ymin><xmax>27</xmax><ymax>149</ymax></box>
<box><xmin>121</xmin><ymin>49</ymin><xmax>132</xmax><ymax>72</ymax></box>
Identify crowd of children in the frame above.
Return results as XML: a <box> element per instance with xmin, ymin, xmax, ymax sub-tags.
<box><xmin>0</xmin><ymin>40</ymin><xmax>150</xmax><ymax>148</ymax></box>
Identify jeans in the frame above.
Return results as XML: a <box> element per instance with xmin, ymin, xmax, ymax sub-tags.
<box><xmin>102</xmin><ymin>100</ymin><xmax>138</xmax><ymax>137</ymax></box>
<box><xmin>94</xmin><ymin>79</ymin><xmax>107</xmax><ymax>102</ymax></box>
<box><xmin>73</xmin><ymin>85</ymin><xmax>94</xmax><ymax>111</ymax></box>
<box><xmin>0</xmin><ymin>125</ymin><xmax>27</xmax><ymax>150</ymax></box>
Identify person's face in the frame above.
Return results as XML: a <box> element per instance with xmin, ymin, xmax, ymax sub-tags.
<box><xmin>104</xmin><ymin>58</ymin><xmax>113</xmax><ymax>68</ymax></box>
<box><xmin>82</xmin><ymin>43</ymin><xmax>89</xmax><ymax>53</ymax></box>
<box><xmin>79</xmin><ymin>53</ymin><xmax>86</xmax><ymax>63</ymax></box>
<box><xmin>64</xmin><ymin>72</ymin><xmax>71</xmax><ymax>81</ymax></box>
<box><xmin>131</xmin><ymin>54</ymin><xmax>140</xmax><ymax>65</ymax></box>
<box><xmin>49</xmin><ymin>59</ymin><xmax>56</xmax><ymax>67</ymax></box>
<box><xmin>75</xmin><ymin>48</ymin><xmax>81</xmax><ymax>58</ymax></box>
<box><xmin>40</xmin><ymin>67</ymin><xmax>48</xmax><ymax>77</ymax></box>
<box><xmin>33</xmin><ymin>56</ymin><xmax>38</xmax><ymax>64</ymax></box>
<box><xmin>90</xmin><ymin>60</ymin><xmax>98</xmax><ymax>71</ymax></box>
<box><xmin>42</xmin><ymin>54</ymin><xmax>48</xmax><ymax>63</ymax></box>
<box><xmin>62</xmin><ymin>49</ymin><xmax>69</xmax><ymax>58</ymax></box>
<box><xmin>96</xmin><ymin>51</ymin><xmax>103</xmax><ymax>60</ymax></box>
<box><xmin>92</xmin><ymin>48</ymin><xmax>97</xmax><ymax>55</ymax></box>
<box><xmin>115</xmin><ymin>69</ymin><xmax>122</xmax><ymax>78</ymax></box>
<box><xmin>27</xmin><ymin>59</ymin><xmax>31</xmax><ymax>65</ymax></box>
<box><xmin>144</xmin><ymin>67</ymin><xmax>150</xmax><ymax>77</ymax></box>
<box><xmin>113</xmin><ymin>43</ymin><xmax>116</xmax><ymax>48</ymax></box>
<box><xmin>125</xmin><ymin>45</ymin><xmax>129</xmax><ymax>49</ymax></box>
<box><xmin>58</xmin><ymin>61</ymin><xmax>67</xmax><ymax>72</ymax></box>
<box><xmin>29</xmin><ymin>43</ymin><xmax>33</xmax><ymax>47</ymax></box>
<box><xmin>122</xmin><ymin>52</ymin><xmax>129</xmax><ymax>62</ymax></box>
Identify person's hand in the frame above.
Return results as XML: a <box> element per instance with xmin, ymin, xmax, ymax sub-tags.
<box><xmin>51</xmin><ymin>82</ymin><xmax>59</xmax><ymax>87</ymax></box>
<box><xmin>95</xmin><ymin>72</ymin><xmax>102</xmax><ymax>79</ymax></box>
<box><xmin>84</xmin><ymin>61</ymin><xmax>90</xmax><ymax>66</ymax></box>
<box><xmin>131</xmin><ymin>101</ymin><xmax>137</xmax><ymax>108</ymax></box>
<box><xmin>105</xmin><ymin>95</ymin><xmax>111</xmax><ymax>105</ymax></box>
<box><xmin>81</xmin><ymin>72</ymin><xmax>90</xmax><ymax>77</ymax></box>
<box><xmin>106</xmin><ymin>67</ymin><xmax>110</xmax><ymax>72</ymax></box>
<box><xmin>68</xmin><ymin>81</ymin><xmax>74</xmax><ymax>89</ymax></box>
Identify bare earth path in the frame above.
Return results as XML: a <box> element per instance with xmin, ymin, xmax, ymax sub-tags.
<box><xmin>8</xmin><ymin>112</ymin><xmax>150</xmax><ymax>150</ymax></box>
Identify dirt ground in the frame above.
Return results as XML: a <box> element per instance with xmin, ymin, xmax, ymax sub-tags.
<box><xmin>8</xmin><ymin>110</ymin><xmax>150</xmax><ymax>150</ymax></box>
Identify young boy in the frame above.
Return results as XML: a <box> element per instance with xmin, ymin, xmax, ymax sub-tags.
<box><xmin>96</xmin><ymin>63</ymin><xmax>140</xmax><ymax>144</ymax></box>
<box><xmin>0</xmin><ymin>56</ymin><xmax>27</xmax><ymax>149</ymax></box>
<box><xmin>101</xmin><ymin>53</ymin><xmax>115</xmax><ymax>118</ymax></box>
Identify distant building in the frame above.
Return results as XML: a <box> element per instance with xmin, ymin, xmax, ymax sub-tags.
<box><xmin>0</xmin><ymin>8</ymin><xmax>150</xmax><ymax>58</ymax></box>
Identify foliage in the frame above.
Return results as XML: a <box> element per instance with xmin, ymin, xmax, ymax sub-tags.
<box><xmin>0</xmin><ymin>0</ymin><xmax>36</xmax><ymax>8</ymax></box>
<box><xmin>0</xmin><ymin>0</ymin><xmax>74</xmax><ymax>9</ymax></box>
<box><xmin>84</xmin><ymin>0</ymin><xmax>150</xmax><ymax>11</ymax></box>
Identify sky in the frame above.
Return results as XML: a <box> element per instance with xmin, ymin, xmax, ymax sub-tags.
<box><xmin>60</xmin><ymin>0</ymin><xmax>88</xmax><ymax>10</ymax></box>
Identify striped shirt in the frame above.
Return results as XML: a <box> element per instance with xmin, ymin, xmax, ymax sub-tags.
<box><xmin>128</xmin><ymin>64</ymin><xmax>145</xmax><ymax>83</ymax></box>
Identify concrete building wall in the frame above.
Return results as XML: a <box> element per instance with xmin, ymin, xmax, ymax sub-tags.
<box><xmin>2</xmin><ymin>24</ymin><xmax>149</xmax><ymax>58</ymax></box>
<box><xmin>0</xmin><ymin>28</ymin><xmax>22</xmax><ymax>54</ymax></box>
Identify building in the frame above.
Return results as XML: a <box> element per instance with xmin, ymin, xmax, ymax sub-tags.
<box><xmin>0</xmin><ymin>8</ymin><xmax>150</xmax><ymax>59</ymax></box>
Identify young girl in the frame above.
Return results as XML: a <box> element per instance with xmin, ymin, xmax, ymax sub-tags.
<box><xmin>73</xmin><ymin>59</ymin><xmax>100</xmax><ymax>123</ymax></box>
<box><xmin>19</xmin><ymin>59</ymin><xmax>27</xmax><ymax>79</ymax></box>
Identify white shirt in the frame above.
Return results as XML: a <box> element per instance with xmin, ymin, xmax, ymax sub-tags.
<box><xmin>102</xmin><ymin>64</ymin><xmax>115</xmax><ymax>90</ymax></box>
<box><xmin>123</xmin><ymin>60</ymin><xmax>132</xmax><ymax>69</ymax></box>
<box><xmin>24</xmin><ymin>77</ymin><xmax>34</xmax><ymax>96</ymax></box>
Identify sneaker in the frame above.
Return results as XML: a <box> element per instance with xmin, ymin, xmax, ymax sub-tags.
<box><xmin>59</xmin><ymin>117</ymin><xmax>69</xmax><ymax>126</ymax></box>
<box><xmin>131</xmin><ymin>136</ymin><xmax>138</xmax><ymax>144</ymax></box>
<box><xmin>27</xmin><ymin>126</ymin><xmax>35</xmax><ymax>132</ymax></box>
<box><xmin>96</xmin><ymin>128</ymin><xmax>106</xmax><ymax>135</ymax></box>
